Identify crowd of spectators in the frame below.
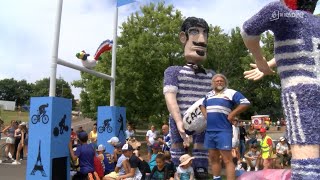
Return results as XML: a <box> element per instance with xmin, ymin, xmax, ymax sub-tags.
<box><xmin>0</xmin><ymin>119</ymin><xmax>28</xmax><ymax>165</ymax></box>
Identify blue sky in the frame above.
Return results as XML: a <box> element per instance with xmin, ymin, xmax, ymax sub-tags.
<box><xmin>1</xmin><ymin>0</ymin><xmax>319</xmax><ymax>99</ymax></box>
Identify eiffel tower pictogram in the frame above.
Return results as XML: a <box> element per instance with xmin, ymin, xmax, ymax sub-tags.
<box><xmin>30</xmin><ymin>140</ymin><xmax>47</xmax><ymax>177</ymax></box>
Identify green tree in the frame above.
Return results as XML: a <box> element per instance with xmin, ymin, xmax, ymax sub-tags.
<box><xmin>32</xmin><ymin>78</ymin><xmax>76</xmax><ymax>108</ymax></box>
<box><xmin>0</xmin><ymin>78</ymin><xmax>33</xmax><ymax>106</ymax></box>
<box><xmin>73</xmin><ymin>2</ymin><xmax>184</xmax><ymax>125</ymax></box>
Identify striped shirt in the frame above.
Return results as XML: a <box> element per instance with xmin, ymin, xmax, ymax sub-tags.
<box><xmin>242</xmin><ymin>2</ymin><xmax>320</xmax><ymax>90</ymax></box>
<box><xmin>202</xmin><ymin>89</ymin><xmax>250</xmax><ymax>131</ymax></box>
<box><xmin>163</xmin><ymin>65</ymin><xmax>214</xmax><ymax>115</ymax></box>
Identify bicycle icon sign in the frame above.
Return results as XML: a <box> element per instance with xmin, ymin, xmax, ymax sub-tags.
<box><xmin>53</xmin><ymin>114</ymin><xmax>69</xmax><ymax>137</ymax></box>
<box><xmin>98</xmin><ymin>118</ymin><xmax>113</xmax><ymax>133</ymax></box>
<box><xmin>31</xmin><ymin>104</ymin><xmax>50</xmax><ymax>124</ymax></box>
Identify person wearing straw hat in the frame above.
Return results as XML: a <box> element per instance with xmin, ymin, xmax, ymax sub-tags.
<box><xmin>175</xmin><ymin>154</ymin><xmax>195</xmax><ymax>180</ymax></box>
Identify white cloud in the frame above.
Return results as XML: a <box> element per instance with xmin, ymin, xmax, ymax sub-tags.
<box><xmin>1</xmin><ymin>0</ymin><xmax>318</xmax><ymax>100</ymax></box>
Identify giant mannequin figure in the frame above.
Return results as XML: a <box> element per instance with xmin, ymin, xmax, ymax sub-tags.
<box><xmin>241</xmin><ymin>0</ymin><xmax>320</xmax><ymax>179</ymax></box>
<box><xmin>163</xmin><ymin>17</ymin><xmax>214</xmax><ymax>179</ymax></box>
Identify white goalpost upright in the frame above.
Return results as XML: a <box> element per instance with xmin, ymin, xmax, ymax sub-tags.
<box><xmin>26</xmin><ymin>1</ymin><xmax>134</xmax><ymax>179</ymax></box>
<box><xmin>49</xmin><ymin>0</ymin><xmax>118</xmax><ymax>106</ymax></box>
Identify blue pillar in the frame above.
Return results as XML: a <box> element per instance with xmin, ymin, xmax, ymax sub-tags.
<box><xmin>97</xmin><ymin>106</ymin><xmax>126</xmax><ymax>154</ymax></box>
<box><xmin>26</xmin><ymin>97</ymin><xmax>72</xmax><ymax>180</ymax></box>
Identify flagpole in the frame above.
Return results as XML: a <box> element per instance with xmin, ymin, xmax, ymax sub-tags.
<box><xmin>110</xmin><ymin>6</ymin><xmax>118</xmax><ymax>106</ymax></box>
<box><xmin>49</xmin><ymin>0</ymin><xmax>64</xmax><ymax>97</ymax></box>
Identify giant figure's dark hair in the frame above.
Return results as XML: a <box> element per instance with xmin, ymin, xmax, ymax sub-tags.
<box><xmin>284</xmin><ymin>0</ymin><xmax>318</xmax><ymax>13</ymax></box>
<box><xmin>181</xmin><ymin>17</ymin><xmax>209</xmax><ymax>39</ymax></box>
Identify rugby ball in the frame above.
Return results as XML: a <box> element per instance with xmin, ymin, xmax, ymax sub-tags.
<box><xmin>182</xmin><ymin>98</ymin><xmax>207</xmax><ymax>135</ymax></box>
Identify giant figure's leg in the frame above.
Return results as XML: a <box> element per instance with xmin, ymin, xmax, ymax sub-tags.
<box><xmin>281</xmin><ymin>86</ymin><xmax>320</xmax><ymax>179</ymax></box>
<box><xmin>192</xmin><ymin>132</ymin><xmax>208</xmax><ymax>179</ymax></box>
<box><xmin>169</xmin><ymin>117</ymin><xmax>185</xmax><ymax>166</ymax></box>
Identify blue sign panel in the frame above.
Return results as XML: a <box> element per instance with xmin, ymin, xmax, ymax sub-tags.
<box><xmin>26</xmin><ymin>97</ymin><xmax>72</xmax><ymax>180</ymax></box>
<box><xmin>97</xmin><ymin>106</ymin><xmax>126</xmax><ymax>154</ymax></box>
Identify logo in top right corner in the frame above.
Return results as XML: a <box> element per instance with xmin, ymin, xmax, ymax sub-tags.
<box><xmin>270</xmin><ymin>10</ymin><xmax>305</xmax><ymax>21</ymax></box>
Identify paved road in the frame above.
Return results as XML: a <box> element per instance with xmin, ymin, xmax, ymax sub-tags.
<box><xmin>0</xmin><ymin>118</ymin><xmax>94</xmax><ymax>180</ymax></box>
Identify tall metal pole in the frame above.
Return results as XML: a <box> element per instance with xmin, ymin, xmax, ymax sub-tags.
<box><xmin>49</xmin><ymin>0</ymin><xmax>64</xmax><ymax>97</ymax></box>
<box><xmin>110</xmin><ymin>7</ymin><xmax>118</xmax><ymax>106</ymax></box>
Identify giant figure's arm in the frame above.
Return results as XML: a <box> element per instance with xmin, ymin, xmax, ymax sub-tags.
<box><xmin>164</xmin><ymin>93</ymin><xmax>184</xmax><ymax>131</ymax></box>
<box><xmin>242</xmin><ymin>2</ymin><xmax>285</xmax><ymax>77</ymax></box>
<box><xmin>242</xmin><ymin>39</ymin><xmax>273</xmax><ymax>75</ymax></box>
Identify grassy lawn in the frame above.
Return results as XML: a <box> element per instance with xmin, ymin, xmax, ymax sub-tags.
<box><xmin>0</xmin><ymin>110</ymin><xmax>29</xmax><ymax>125</ymax></box>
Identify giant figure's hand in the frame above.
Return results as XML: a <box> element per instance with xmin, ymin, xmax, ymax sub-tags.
<box><xmin>244</xmin><ymin>58</ymin><xmax>276</xmax><ymax>80</ymax></box>
<box><xmin>255</xmin><ymin>57</ymin><xmax>275</xmax><ymax>75</ymax></box>
<box><xmin>244</xmin><ymin>63</ymin><xmax>265</xmax><ymax>81</ymax></box>
<box><xmin>176</xmin><ymin>121</ymin><xmax>190</xmax><ymax>148</ymax></box>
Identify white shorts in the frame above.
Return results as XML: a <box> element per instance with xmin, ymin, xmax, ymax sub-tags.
<box><xmin>232</xmin><ymin>140</ymin><xmax>239</xmax><ymax>148</ymax></box>
<box><xmin>6</xmin><ymin>137</ymin><xmax>15</xmax><ymax>144</ymax></box>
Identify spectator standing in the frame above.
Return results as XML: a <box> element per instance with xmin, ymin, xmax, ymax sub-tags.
<box><xmin>89</xmin><ymin>123</ymin><xmax>98</xmax><ymax>146</ymax></box>
<box><xmin>239</xmin><ymin>121</ymin><xmax>247</xmax><ymax>161</ymax></box>
<box><xmin>276</xmin><ymin>120</ymin><xmax>281</xmax><ymax>131</ymax></box>
<box><xmin>71</xmin><ymin>127</ymin><xmax>78</xmax><ymax>146</ymax></box>
<box><xmin>146</xmin><ymin>125</ymin><xmax>157</xmax><ymax>161</ymax></box>
<box><xmin>158</xmin><ymin>124</ymin><xmax>171</xmax><ymax>152</ymax></box>
<box><xmin>3</xmin><ymin>120</ymin><xmax>17</xmax><ymax>161</ymax></box>
<box><xmin>0</xmin><ymin>118</ymin><xmax>4</xmax><ymax>140</ymax></box>
<box><xmin>232</xmin><ymin>119</ymin><xmax>240</xmax><ymax>167</ymax></box>
<box><xmin>125</xmin><ymin>124</ymin><xmax>135</xmax><ymax>140</ymax></box>
<box><xmin>13</xmin><ymin>122</ymin><xmax>23</xmax><ymax>161</ymax></box>
<box><xmin>259</xmin><ymin>128</ymin><xmax>273</xmax><ymax>169</ymax></box>
<box><xmin>12</xmin><ymin>122</ymin><xmax>28</xmax><ymax>165</ymax></box>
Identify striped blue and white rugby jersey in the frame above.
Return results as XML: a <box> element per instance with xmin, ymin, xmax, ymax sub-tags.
<box><xmin>202</xmin><ymin>89</ymin><xmax>250</xmax><ymax>132</ymax></box>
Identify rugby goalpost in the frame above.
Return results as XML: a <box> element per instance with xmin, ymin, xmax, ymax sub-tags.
<box><xmin>48</xmin><ymin>0</ymin><xmax>128</xmax><ymax>106</ymax></box>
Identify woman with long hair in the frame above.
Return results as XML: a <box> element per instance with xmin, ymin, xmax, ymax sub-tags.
<box><xmin>12</xmin><ymin>123</ymin><xmax>27</xmax><ymax>164</ymax></box>
<box><xmin>3</xmin><ymin>120</ymin><xmax>17</xmax><ymax>161</ymax></box>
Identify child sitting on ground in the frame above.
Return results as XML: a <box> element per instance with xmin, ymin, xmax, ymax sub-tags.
<box><xmin>175</xmin><ymin>154</ymin><xmax>194</xmax><ymax>180</ymax></box>
<box><xmin>148</xmin><ymin>154</ymin><xmax>171</xmax><ymax>180</ymax></box>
